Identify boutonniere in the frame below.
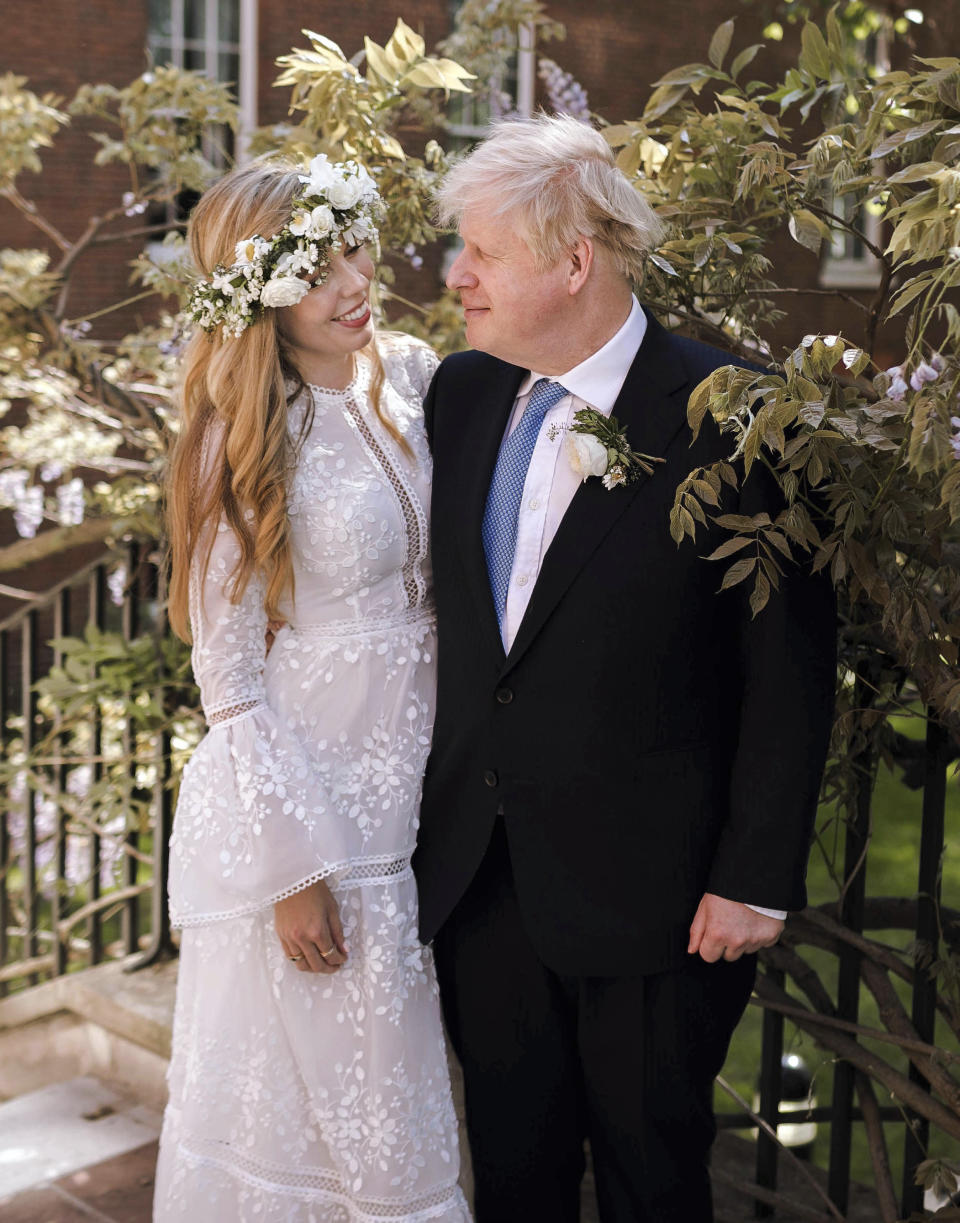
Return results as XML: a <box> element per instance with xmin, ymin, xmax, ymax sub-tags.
<box><xmin>549</xmin><ymin>408</ymin><xmax>664</xmax><ymax>490</ymax></box>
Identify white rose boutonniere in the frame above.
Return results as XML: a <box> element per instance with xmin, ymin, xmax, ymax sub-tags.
<box><xmin>565</xmin><ymin>432</ymin><xmax>609</xmax><ymax>481</ymax></box>
<box><xmin>551</xmin><ymin>407</ymin><xmax>664</xmax><ymax>489</ymax></box>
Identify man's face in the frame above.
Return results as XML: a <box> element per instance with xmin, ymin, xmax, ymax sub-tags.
<box><xmin>446</xmin><ymin>209</ymin><xmax>571</xmax><ymax>370</ymax></box>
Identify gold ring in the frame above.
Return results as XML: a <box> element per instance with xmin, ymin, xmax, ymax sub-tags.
<box><xmin>319</xmin><ymin>946</ymin><xmax>335</xmax><ymax>958</ymax></box>
<box><xmin>288</xmin><ymin>953</ymin><xmax>304</xmax><ymax>962</ymax></box>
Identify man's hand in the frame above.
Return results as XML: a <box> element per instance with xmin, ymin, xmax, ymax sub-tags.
<box><xmin>687</xmin><ymin>893</ymin><xmax>784</xmax><ymax>963</ymax></box>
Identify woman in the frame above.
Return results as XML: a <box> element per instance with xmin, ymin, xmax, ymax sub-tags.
<box><xmin>154</xmin><ymin>157</ymin><xmax>470</xmax><ymax>1222</ymax></box>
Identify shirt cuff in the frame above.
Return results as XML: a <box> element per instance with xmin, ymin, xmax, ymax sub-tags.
<box><xmin>745</xmin><ymin>903</ymin><xmax>788</xmax><ymax>921</ymax></box>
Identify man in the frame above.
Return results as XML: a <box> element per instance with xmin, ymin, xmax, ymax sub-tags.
<box><xmin>413</xmin><ymin>114</ymin><xmax>836</xmax><ymax>1222</ymax></box>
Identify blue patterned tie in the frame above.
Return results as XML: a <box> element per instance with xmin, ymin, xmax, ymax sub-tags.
<box><xmin>482</xmin><ymin>378</ymin><xmax>569</xmax><ymax>629</ymax></box>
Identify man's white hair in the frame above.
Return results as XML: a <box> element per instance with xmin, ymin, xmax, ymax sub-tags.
<box><xmin>436</xmin><ymin>113</ymin><xmax>664</xmax><ymax>283</ymax></box>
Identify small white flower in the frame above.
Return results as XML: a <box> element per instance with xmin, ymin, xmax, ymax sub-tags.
<box><xmin>602</xmin><ymin>465</ymin><xmax>627</xmax><ymax>490</ymax></box>
<box><xmin>326</xmin><ymin>177</ymin><xmax>363</xmax><ymax>210</ymax></box>
<box><xmin>300</xmin><ymin>154</ymin><xmax>338</xmax><ymax>193</ymax></box>
<box><xmin>56</xmin><ymin>477</ymin><xmax>85</xmax><ymax>526</ymax></box>
<box><xmin>910</xmin><ymin>361</ymin><xmax>939</xmax><ymax>391</ymax></box>
<box><xmin>107</xmin><ymin>564</ymin><xmax>127</xmax><ymax>606</ymax></box>
<box><xmin>234</xmin><ymin>236</ymin><xmax>269</xmax><ymax>267</ymax></box>
<box><xmin>211</xmin><ymin>271</ymin><xmax>237</xmax><ymax>296</ymax></box>
<box><xmin>340</xmin><ymin>217</ymin><xmax>375</xmax><ymax>247</ymax></box>
<box><xmin>260</xmin><ymin>276</ymin><xmax>310</xmax><ymax>309</ymax></box>
<box><xmin>0</xmin><ymin>469</ymin><xmax>29</xmax><ymax>506</ymax></box>
<box><xmin>13</xmin><ymin>485</ymin><xmax>43</xmax><ymax>538</ymax></box>
<box><xmin>565</xmin><ymin>433</ymin><xmax>609</xmax><ymax>482</ymax></box>
<box><xmin>288</xmin><ymin>210</ymin><xmax>312</xmax><ymax>236</ymax></box>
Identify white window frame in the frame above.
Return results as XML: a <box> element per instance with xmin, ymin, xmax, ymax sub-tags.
<box><xmin>819</xmin><ymin>31</ymin><xmax>888</xmax><ymax>290</ymax></box>
<box><xmin>442</xmin><ymin>14</ymin><xmax>534</xmax><ymax>277</ymax></box>
<box><xmin>147</xmin><ymin>0</ymin><xmax>258</xmax><ymax>161</ymax></box>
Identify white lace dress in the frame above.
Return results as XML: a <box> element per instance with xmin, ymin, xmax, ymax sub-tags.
<box><xmin>154</xmin><ymin>337</ymin><xmax>470</xmax><ymax>1223</ymax></box>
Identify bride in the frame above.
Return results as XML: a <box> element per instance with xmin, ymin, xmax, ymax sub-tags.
<box><xmin>154</xmin><ymin>155</ymin><xmax>470</xmax><ymax>1222</ymax></box>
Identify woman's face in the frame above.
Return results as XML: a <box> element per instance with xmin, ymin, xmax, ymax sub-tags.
<box><xmin>280</xmin><ymin>246</ymin><xmax>376</xmax><ymax>382</ymax></box>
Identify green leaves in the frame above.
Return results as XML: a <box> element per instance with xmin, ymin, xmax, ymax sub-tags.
<box><xmin>0</xmin><ymin>73</ymin><xmax>69</xmax><ymax>192</ymax></box>
<box><xmin>708</xmin><ymin>21</ymin><xmax>735</xmax><ymax>71</ymax></box>
<box><xmin>70</xmin><ymin>68</ymin><xmax>238</xmax><ymax>192</ymax></box>
<box><xmin>788</xmin><ymin>208</ymin><xmax>831</xmax><ymax>252</ymax></box>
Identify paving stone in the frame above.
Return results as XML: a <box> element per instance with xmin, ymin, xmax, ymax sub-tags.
<box><xmin>0</xmin><ymin>1184</ymin><xmax>106</xmax><ymax>1223</ymax></box>
<box><xmin>0</xmin><ymin>1076</ymin><xmax>160</xmax><ymax>1199</ymax></box>
<box><xmin>54</xmin><ymin>1140</ymin><xmax>158</xmax><ymax>1221</ymax></box>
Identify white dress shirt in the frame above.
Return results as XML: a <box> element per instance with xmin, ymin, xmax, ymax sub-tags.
<box><xmin>495</xmin><ymin>294</ymin><xmax>787</xmax><ymax>922</ymax></box>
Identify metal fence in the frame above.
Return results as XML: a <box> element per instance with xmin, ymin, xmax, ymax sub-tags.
<box><xmin>0</xmin><ymin>547</ymin><xmax>954</xmax><ymax>1220</ymax></box>
<box><xmin>0</xmin><ymin>543</ymin><xmax>175</xmax><ymax>997</ymax></box>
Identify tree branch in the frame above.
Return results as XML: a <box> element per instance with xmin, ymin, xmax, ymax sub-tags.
<box><xmin>855</xmin><ymin>1071</ymin><xmax>899</xmax><ymax>1223</ymax></box>
<box><xmin>0</xmin><ymin>185</ymin><xmax>70</xmax><ymax>250</ymax></box>
<box><xmin>0</xmin><ymin>519</ymin><xmax>115</xmax><ymax>576</ymax></box>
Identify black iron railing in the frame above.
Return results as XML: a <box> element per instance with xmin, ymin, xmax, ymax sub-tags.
<box><xmin>715</xmin><ymin>700</ymin><xmax>954</xmax><ymax>1220</ymax></box>
<box><xmin>0</xmin><ymin>543</ymin><xmax>176</xmax><ymax>997</ymax></box>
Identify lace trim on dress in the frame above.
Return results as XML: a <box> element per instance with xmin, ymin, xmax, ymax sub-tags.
<box><xmin>177</xmin><ymin>1138</ymin><xmax>467</xmax><ymax>1221</ymax></box>
<box><xmin>340</xmin><ymin>391</ymin><xmax>428</xmax><ymax>611</ymax></box>
<box><xmin>338</xmin><ymin>852</ymin><xmax>413</xmax><ymax>888</ymax></box>
<box><xmin>291</xmin><ymin>606</ymin><xmax>435</xmax><ymax>639</ymax></box>
<box><xmin>206</xmin><ymin>698</ymin><xmax>264</xmax><ymax>727</ymax></box>
<box><xmin>172</xmin><ymin>853</ymin><xmax>415</xmax><ymax>929</ymax></box>
<box><xmin>173</xmin><ymin>863</ymin><xmax>345</xmax><ymax>929</ymax></box>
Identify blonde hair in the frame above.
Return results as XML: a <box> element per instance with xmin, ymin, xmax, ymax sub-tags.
<box><xmin>436</xmin><ymin>113</ymin><xmax>664</xmax><ymax>283</ymax></box>
<box><xmin>166</xmin><ymin>160</ymin><xmax>399</xmax><ymax>642</ymax></box>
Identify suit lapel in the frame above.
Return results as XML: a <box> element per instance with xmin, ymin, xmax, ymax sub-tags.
<box><xmin>450</xmin><ymin>359</ymin><xmax>526</xmax><ymax>661</ymax></box>
<box><xmin>501</xmin><ymin>312</ymin><xmax>693</xmax><ymax>674</ymax></box>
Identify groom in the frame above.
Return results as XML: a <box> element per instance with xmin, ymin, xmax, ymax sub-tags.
<box><xmin>413</xmin><ymin>114</ymin><xmax>836</xmax><ymax>1222</ymax></box>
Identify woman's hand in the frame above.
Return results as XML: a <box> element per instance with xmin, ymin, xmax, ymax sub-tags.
<box><xmin>274</xmin><ymin>880</ymin><xmax>348</xmax><ymax>974</ymax></box>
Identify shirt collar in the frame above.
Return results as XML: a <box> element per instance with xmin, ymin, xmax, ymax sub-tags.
<box><xmin>517</xmin><ymin>295</ymin><xmax>647</xmax><ymax>415</ymax></box>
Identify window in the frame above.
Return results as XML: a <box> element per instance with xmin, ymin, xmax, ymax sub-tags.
<box><xmin>819</xmin><ymin>195</ymin><xmax>883</xmax><ymax>289</ymax></box>
<box><xmin>819</xmin><ymin>30</ymin><xmax>888</xmax><ymax>290</ymax></box>
<box><xmin>442</xmin><ymin>5</ymin><xmax>534</xmax><ymax>276</ymax></box>
<box><xmin>147</xmin><ymin>0</ymin><xmax>257</xmax><ymax>159</ymax></box>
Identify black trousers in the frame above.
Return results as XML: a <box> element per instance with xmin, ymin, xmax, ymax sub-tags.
<box><xmin>432</xmin><ymin>820</ymin><xmax>756</xmax><ymax>1223</ymax></box>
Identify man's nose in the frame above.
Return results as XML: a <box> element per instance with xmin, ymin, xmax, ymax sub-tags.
<box><xmin>446</xmin><ymin>249</ymin><xmax>476</xmax><ymax>292</ymax></box>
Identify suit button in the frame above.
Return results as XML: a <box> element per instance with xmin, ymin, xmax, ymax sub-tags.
<box><xmin>495</xmin><ymin>687</ymin><xmax>513</xmax><ymax>705</ymax></box>
<box><xmin>483</xmin><ymin>769</ymin><xmax>499</xmax><ymax>788</ymax></box>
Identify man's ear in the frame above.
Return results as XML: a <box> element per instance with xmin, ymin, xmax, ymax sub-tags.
<box><xmin>567</xmin><ymin>236</ymin><xmax>594</xmax><ymax>296</ymax></box>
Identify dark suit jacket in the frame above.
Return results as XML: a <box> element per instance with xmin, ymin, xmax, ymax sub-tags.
<box><xmin>413</xmin><ymin>310</ymin><xmax>837</xmax><ymax>975</ymax></box>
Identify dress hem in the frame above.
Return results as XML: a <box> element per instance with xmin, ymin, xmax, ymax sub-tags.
<box><xmin>167</xmin><ymin>1137</ymin><xmax>469</xmax><ymax>1222</ymax></box>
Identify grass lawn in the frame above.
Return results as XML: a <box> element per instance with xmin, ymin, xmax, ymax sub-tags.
<box><xmin>717</xmin><ymin>708</ymin><xmax>960</xmax><ymax>1194</ymax></box>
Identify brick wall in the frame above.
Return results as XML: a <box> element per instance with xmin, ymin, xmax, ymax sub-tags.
<box><xmin>4</xmin><ymin>3</ymin><xmax>151</xmax><ymax>336</ymax></box>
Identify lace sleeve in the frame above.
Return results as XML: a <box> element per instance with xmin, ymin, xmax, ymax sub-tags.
<box><xmin>189</xmin><ymin>513</ymin><xmax>269</xmax><ymax>729</ymax></box>
<box><xmin>169</xmin><ymin>430</ymin><xmax>352</xmax><ymax>929</ymax></box>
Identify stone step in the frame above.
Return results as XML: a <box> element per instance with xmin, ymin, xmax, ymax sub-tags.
<box><xmin>0</xmin><ymin>956</ymin><xmax>177</xmax><ymax>1112</ymax></box>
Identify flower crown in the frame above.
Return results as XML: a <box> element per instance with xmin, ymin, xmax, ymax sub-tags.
<box><xmin>186</xmin><ymin>156</ymin><xmax>383</xmax><ymax>338</ymax></box>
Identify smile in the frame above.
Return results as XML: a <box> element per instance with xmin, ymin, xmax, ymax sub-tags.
<box><xmin>334</xmin><ymin>303</ymin><xmax>371</xmax><ymax>327</ymax></box>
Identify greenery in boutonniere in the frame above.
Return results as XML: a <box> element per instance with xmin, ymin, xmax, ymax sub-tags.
<box><xmin>553</xmin><ymin>407</ymin><xmax>665</xmax><ymax>490</ymax></box>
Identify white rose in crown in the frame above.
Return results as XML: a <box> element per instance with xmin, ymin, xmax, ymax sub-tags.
<box><xmin>260</xmin><ymin>275</ymin><xmax>310</xmax><ymax>308</ymax></box>
<box><xmin>308</xmin><ymin>204</ymin><xmax>336</xmax><ymax>237</ymax></box>
<box><xmin>565</xmin><ymin>432</ymin><xmax>609</xmax><ymax>482</ymax></box>
<box><xmin>326</xmin><ymin>177</ymin><xmax>363</xmax><ymax>210</ymax></box>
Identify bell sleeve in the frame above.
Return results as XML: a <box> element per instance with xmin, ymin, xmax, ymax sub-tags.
<box><xmin>168</xmin><ymin>512</ymin><xmax>352</xmax><ymax>929</ymax></box>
